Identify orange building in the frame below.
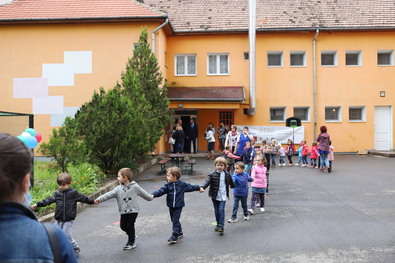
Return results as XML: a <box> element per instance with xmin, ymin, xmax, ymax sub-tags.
<box><xmin>1</xmin><ymin>0</ymin><xmax>394</xmax><ymax>153</ymax></box>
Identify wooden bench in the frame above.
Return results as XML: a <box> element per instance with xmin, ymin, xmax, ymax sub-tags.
<box><xmin>158</xmin><ymin>159</ymin><xmax>170</xmax><ymax>174</ymax></box>
<box><xmin>183</xmin><ymin>159</ymin><xmax>196</xmax><ymax>174</ymax></box>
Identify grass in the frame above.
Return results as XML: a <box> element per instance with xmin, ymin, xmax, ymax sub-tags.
<box><xmin>31</xmin><ymin>161</ymin><xmax>106</xmax><ymax>217</ymax></box>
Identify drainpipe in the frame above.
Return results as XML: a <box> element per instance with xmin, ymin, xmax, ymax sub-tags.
<box><xmin>313</xmin><ymin>29</ymin><xmax>320</xmax><ymax>139</ymax></box>
<box><xmin>248</xmin><ymin>0</ymin><xmax>256</xmax><ymax>116</ymax></box>
<box><xmin>151</xmin><ymin>18</ymin><xmax>169</xmax><ymax>54</ymax></box>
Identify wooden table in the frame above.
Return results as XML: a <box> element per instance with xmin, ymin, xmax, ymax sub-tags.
<box><xmin>169</xmin><ymin>153</ymin><xmax>185</xmax><ymax>168</ymax></box>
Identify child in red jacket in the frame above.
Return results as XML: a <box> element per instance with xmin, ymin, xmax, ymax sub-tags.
<box><xmin>309</xmin><ymin>141</ymin><xmax>318</xmax><ymax>168</ymax></box>
<box><xmin>301</xmin><ymin>140</ymin><xmax>310</xmax><ymax>167</ymax></box>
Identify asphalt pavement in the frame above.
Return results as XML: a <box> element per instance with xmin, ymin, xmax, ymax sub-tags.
<box><xmin>73</xmin><ymin>154</ymin><xmax>395</xmax><ymax>263</ymax></box>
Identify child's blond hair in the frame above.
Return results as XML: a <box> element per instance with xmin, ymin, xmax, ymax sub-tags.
<box><xmin>214</xmin><ymin>156</ymin><xmax>228</xmax><ymax>169</ymax></box>
<box><xmin>119</xmin><ymin>168</ymin><xmax>133</xmax><ymax>181</ymax></box>
<box><xmin>167</xmin><ymin>166</ymin><xmax>181</xmax><ymax>180</ymax></box>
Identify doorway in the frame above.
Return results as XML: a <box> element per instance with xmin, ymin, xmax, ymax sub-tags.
<box><xmin>374</xmin><ymin>106</ymin><xmax>392</xmax><ymax>150</ymax></box>
<box><xmin>174</xmin><ymin>111</ymin><xmax>198</xmax><ymax>153</ymax></box>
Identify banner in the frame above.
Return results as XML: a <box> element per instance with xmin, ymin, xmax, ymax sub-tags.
<box><xmin>237</xmin><ymin>125</ymin><xmax>305</xmax><ymax>144</ymax></box>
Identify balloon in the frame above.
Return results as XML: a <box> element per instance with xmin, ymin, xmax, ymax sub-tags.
<box><xmin>21</xmin><ymin>132</ymin><xmax>31</xmax><ymax>137</ymax></box>
<box><xmin>35</xmin><ymin>132</ymin><xmax>42</xmax><ymax>143</ymax></box>
<box><xmin>17</xmin><ymin>135</ymin><xmax>27</xmax><ymax>144</ymax></box>
<box><xmin>24</xmin><ymin>128</ymin><xmax>37</xmax><ymax>137</ymax></box>
<box><xmin>24</xmin><ymin>135</ymin><xmax>38</xmax><ymax>149</ymax></box>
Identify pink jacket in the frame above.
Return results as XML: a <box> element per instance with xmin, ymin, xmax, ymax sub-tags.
<box><xmin>302</xmin><ymin>144</ymin><xmax>309</xmax><ymax>156</ymax></box>
<box><xmin>251</xmin><ymin>164</ymin><xmax>267</xmax><ymax>188</ymax></box>
<box><xmin>223</xmin><ymin>150</ymin><xmax>240</xmax><ymax>160</ymax></box>
<box><xmin>310</xmin><ymin>145</ymin><xmax>318</xmax><ymax>159</ymax></box>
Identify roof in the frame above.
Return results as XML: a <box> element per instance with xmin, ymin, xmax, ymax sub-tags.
<box><xmin>0</xmin><ymin>0</ymin><xmax>166</xmax><ymax>22</ymax></box>
<box><xmin>167</xmin><ymin>86</ymin><xmax>245</xmax><ymax>101</ymax></box>
<box><xmin>144</xmin><ymin>0</ymin><xmax>395</xmax><ymax>33</ymax></box>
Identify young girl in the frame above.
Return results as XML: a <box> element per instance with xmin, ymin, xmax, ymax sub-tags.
<box><xmin>278</xmin><ymin>144</ymin><xmax>286</xmax><ymax>166</ymax></box>
<box><xmin>95</xmin><ymin>168</ymin><xmax>153</xmax><ymax>250</ymax></box>
<box><xmin>286</xmin><ymin>139</ymin><xmax>296</xmax><ymax>166</ymax></box>
<box><xmin>205</xmin><ymin>126</ymin><xmax>216</xmax><ymax>160</ymax></box>
<box><xmin>301</xmin><ymin>140</ymin><xmax>310</xmax><ymax>167</ymax></box>
<box><xmin>241</xmin><ymin>141</ymin><xmax>253</xmax><ymax>174</ymax></box>
<box><xmin>328</xmin><ymin>140</ymin><xmax>335</xmax><ymax>173</ymax></box>
<box><xmin>310</xmin><ymin>141</ymin><xmax>319</xmax><ymax>168</ymax></box>
<box><xmin>248</xmin><ymin>156</ymin><xmax>267</xmax><ymax>215</ymax></box>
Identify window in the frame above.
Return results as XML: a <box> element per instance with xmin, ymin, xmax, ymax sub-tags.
<box><xmin>208</xmin><ymin>53</ymin><xmax>229</xmax><ymax>75</ymax></box>
<box><xmin>270</xmin><ymin>107</ymin><xmax>286</xmax><ymax>122</ymax></box>
<box><xmin>293</xmin><ymin>107</ymin><xmax>310</xmax><ymax>121</ymax></box>
<box><xmin>175</xmin><ymin>54</ymin><xmax>196</xmax><ymax>76</ymax></box>
<box><xmin>346</xmin><ymin>50</ymin><xmax>362</xmax><ymax>66</ymax></box>
<box><xmin>267</xmin><ymin>51</ymin><xmax>283</xmax><ymax>67</ymax></box>
<box><xmin>290</xmin><ymin>51</ymin><xmax>306</xmax><ymax>67</ymax></box>
<box><xmin>321</xmin><ymin>51</ymin><xmax>337</xmax><ymax>66</ymax></box>
<box><xmin>244</xmin><ymin>52</ymin><xmax>249</xmax><ymax>60</ymax></box>
<box><xmin>325</xmin><ymin>106</ymin><xmax>341</xmax><ymax>122</ymax></box>
<box><xmin>349</xmin><ymin>106</ymin><xmax>365</xmax><ymax>122</ymax></box>
<box><xmin>219</xmin><ymin>111</ymin><xmax>234</xmax><ymax>126</ymax></box>
<box><xmin>377</xmin><ymin>50</ymin><xmax>393</xmax><ymax>66</ymax></box>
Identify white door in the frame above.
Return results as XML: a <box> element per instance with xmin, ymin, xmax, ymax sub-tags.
<box><xmin>374</xmin><ymin>106</ymin><xmax>392</xmax><ymax>150</ymax></box>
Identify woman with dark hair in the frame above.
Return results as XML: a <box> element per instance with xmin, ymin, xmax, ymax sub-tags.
<box><xmin>0</xmin><ymin>133</ymin><xmax>77</xmax><ymax>262</ymax></box>
<box><xmin>317</xmin><ymin>126</ymin><xmax>331</xmax><ymax>172</ymax></box>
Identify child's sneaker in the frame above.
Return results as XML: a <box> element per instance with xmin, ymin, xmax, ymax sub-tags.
<box><xmin>167</xmin><ymin>235</ymin><xmax>178</xmax><ymax>244</ymax></box>
<box><xmin>260</xmin><ymin>207</ymin><xmax>265</xmax><ymax>212</ymax></box>
<box><xmin>214</xmin><ymin>225</ymin><xmax>220</xmax><ymax>232</ymax></box>
<box><xmin>228</xmin><ymin>218</ymin><xmax>237</xmax><ymax>223</ymax></box>
<box><xmin>74</xmin><ymin>247</ymin><xmax>80</xmax><ymax>257</ymax></box>
<box><xmin>177</xmin><ymin>233</ymin><xmax>183</xmax><ymax>239</ymax></box>
<box><xmin>217</xmin><ymin>226</ymin><xmax>224</xmax><ymax>233</ymax></box>
<box><xmin>247</xmin><ymin>208</ymin><xmax>254</xmax><ymax>215</ymax></box>
<box><xmin>123</xmin><ymin>242</ymin><xmax>136</xmax><ymax>250</ymax></box>
<box><xmin>244</xmin><ymin>215</ymin><xmax>249</xmax><ymax>221</ymax></box>
<box><xmin>295</xmin><ymin>163</ymin><xmax>299</xmax><ymax>166</ymax></box>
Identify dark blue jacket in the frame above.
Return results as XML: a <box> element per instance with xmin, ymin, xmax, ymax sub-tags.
<box><xmin>152</xmin><ymin>180</ymin><xmax>201</xmax><ymax>208</ymax></box>
<box><xmin>232</xmin><ymin>171</ymin><xmax>253</xmax><ymax>197</ymax></box>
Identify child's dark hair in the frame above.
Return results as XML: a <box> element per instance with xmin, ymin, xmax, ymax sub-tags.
<box><xmin>234</xmin><ymin>161</ymin><xmax>245</xmax><ymax>169</ymax></box>
<box><xmin>312</xmin><ymin>141</ymin><xmax>317</xmax><ymax>146</ymax></box>
<box><xmin>119</xmin><ymin>168</ymin><xmax>133</xmax><ymax>181</ymax></box>
<box><xmin>225</xmin><ymin>145</ymin><xmax>232</xmax><ymax>151</ymax></box>
<box><xmin>167</xmin><ymin>166</ymin><xmax>181</xmax><ymax>180</ymax></box>
<box><xmin>57</xmin><ymin>173</ymin><xmax>72</xmax><ymax>185</ymax></box>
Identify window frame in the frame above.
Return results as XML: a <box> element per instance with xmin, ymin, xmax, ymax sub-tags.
<box><xmin>321</xmin><ymin>50</ymin><xmax>337</xmax><ymax>66</ymax></box>
<box><xmin>207</xmin><ymin>53</ymin><xmax>230</xmax><ymax>75</ymax></box>
<box><xmin>345</xmin><ymin>50</ymin><xmax>362</xmax><ymax>66</ymax></box>
<box><xmin>219</xmin><ymin>111</ymin><xmax>234</xmax><ymax>127</ymax></box>
<box><xmin>325</xmin><ymin>106</ymin><xmax>342</xmax><ymax>122</ymax></box>
<box><xmin>349</xmin><ymin>106</ymin><xmax>366</xmax><ymax>122</ymax></box>
<box><xmin>174</xmin><ymin>53</ymin><xmax>197</xmax><ymax>76</ymax></box>
<box><xmin>377</xmin><ymin>50</ymin><xmax>394</xmax><ymax>66</ymax></box>
<box><xmin>267</xmin><ymin>51</ymin><xmax>283</xmax><ymax>67</ymax></box>
<box><xmin>293</xmin><ymin>107</ymin><xmax>310</xmax><ymax>122</ymax></box>
<box><xmin>290</xmin><ymin>51</ymin><xmax>306</xmax><ymax>67</ymax></box>
<box><xmin>270</xmin><ymin>107</ymin><xmax>286</xmax><ymax>122</ymax></box>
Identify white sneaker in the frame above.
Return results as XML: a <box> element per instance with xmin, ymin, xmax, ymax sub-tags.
<box><xmin>260</xmin><ymin>207</ymin><xmax>265</xmax><ymax>212</ymax></box>
<box><xmin>282</xmin><ymin>164</ymin><xmax>286</xmax><ymax>166</ymax></box>
<box><xmin>278</xmin><ymin>164</ymin><xmax>282</xmax><ymax>167</ymax></box>
<box><xmin>244</xmin><ymin>215</ymin><xmax>249</xmax><ymax>221</ymax></box>
<box><xmin>228</xmin><ymin>218</ymin><xmax>237</xmax><ymax>223</ymax></box>
<box><xmin>295</xmin><ymin>163</ymin><xmax>299</xmax><ymax>166</ymax></box>
<box><xmin>247</xmin><ymin>209</ymin><xmax>254</xmax><ymax>215</ymax></box>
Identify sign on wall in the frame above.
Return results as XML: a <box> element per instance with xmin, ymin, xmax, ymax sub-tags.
<box><xmin>237</xmin><ymin>125</ymin><xmax>305</xmax><ymax>144</ymax></box>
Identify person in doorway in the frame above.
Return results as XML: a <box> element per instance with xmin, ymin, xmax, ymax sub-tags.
<box><xmin>217</xmin><ymin>122</ymin><xmax>227</xmax><ymax>151</ymax></box>
<box><xmin>187</xmin><ymin>118</ymin><xmax>198</xmax><ymax>154</ymax></box>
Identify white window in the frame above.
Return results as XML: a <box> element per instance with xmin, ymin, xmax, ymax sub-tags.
<box><xmin>208</xmin><ymin>53</ymin><xmax>229</xmax><ymax>75</ymax></box>
<box><xmin>321</xmin><ymin>51</ymin><xmax>337</xmax><ymax>66</ymax></box>
<box><xmin>270</xmin><ymin>107</ymin><xmax>286</xmax><ymax>122</ymax></box>
<box><xmin>290</xmin><ymin>51</ymin><xmax>306</xmax><ymax>67</ymax></box>
<box><xmin>377</xmin><ymin>50</ymin><xmax>394</xmax><ymax>66</ymax></box>
<box><xmin>349</xmin><ymin>106</ymin><xmax>366</xmax><ymax>122</ymax></box>
<box><xmin>325</xmin><ymin>106</ymin><xmax>341</xmax><ymax>122</ymax></box>
<box><xmin>346</xmin><ymin>50</ymin><xmax>362</xmax><ymax>66</ymax></box>
<box><xmin>293</xmin><ymin>107</ymin><xmax>310</xmax><ymax>122</ymax></box>
<box><xmin>175</xmin><ymin>54</ymin><xmax>196</xmax><ymax>76</ymax></box>
<box><xmin>267</xmin><ymin>51</ymin><xmax>283</xmax><ymax>67</ymax></box>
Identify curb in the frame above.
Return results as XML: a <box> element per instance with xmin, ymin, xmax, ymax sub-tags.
<box><xmin>38</xmin><ymin>156</ymin><xmax>159</xmax><ymax>223</ymax></box>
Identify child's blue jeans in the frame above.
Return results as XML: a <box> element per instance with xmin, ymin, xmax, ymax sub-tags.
<box><xmin>231</xmin><ymin>196</ymin><xmax>248</xmax><ymax>219</ymax></box>
<box><xmin>212</xmin><ymin>199</ymin><xmax>226</xmax><ymax>227</ymax></box>
<box><xmin>169</xmin><ymin>207</ymin><xmax>183</xmax><ymax>236</ymax></box>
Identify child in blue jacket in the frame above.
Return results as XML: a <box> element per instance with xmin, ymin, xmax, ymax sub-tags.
<box><xmin>152</xmin><ymin>167</ymin><xmax>204</xmax><ymax>244</ymax></box>
<box><xmin>228</xmin><ymin>162</ymin><xmax>253</xmax><ymax>223</ymax></box>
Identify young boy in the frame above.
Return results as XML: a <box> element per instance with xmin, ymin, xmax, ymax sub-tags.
<box><xmin>241</xmin><ymin>141</ymin><xmax>253</xmax><ymax>174</ymax></box>
<box><xmin>223</xmin><ymin>145</ymin><xmax>240</xmax><ymax>172</ymax></box>
<box><xmin>32</xmin><ymin>173</ymin><xmax>95</xmax><ymax>257</ymax></box>
<box><xmin>94</xmin><ymin>168</ymin><xmax>153</xmax><ymax>250</ymax></box>
<box><xmin>202</xmin><ymin>157</ymin><xmax>236</xmax><ymax>234</ymax></box>
<box><xmin>228</xmin><ymin>162</ymin><xmax>253</xmax><ymax>223</ymax></box>
<box><xmin>152</xmin><ymin>167</ymin><xmax>204</xmax><ymax>244</ymax></box>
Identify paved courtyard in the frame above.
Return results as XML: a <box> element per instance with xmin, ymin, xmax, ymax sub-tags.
<box><xmin>73</xmin><ymin>155</ymin><xmax>395</xmax><ymax>263</ymax></box>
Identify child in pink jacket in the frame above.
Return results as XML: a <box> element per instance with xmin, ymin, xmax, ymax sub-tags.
<box><xmin>310</xmin><ymin>141</ymin><xmax>318</xmax><ymax>168</ymax></box>
<box><xmin>248</xmin><ymin>156</ymin><xmax>267</xmax><ymax>215</ymax></box>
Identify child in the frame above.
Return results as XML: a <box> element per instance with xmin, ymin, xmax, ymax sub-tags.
<box><xmin>152</xmin><ymin>167</ymin><xmax>204</xmax><ymax>244</ymax></box>
<box><xmin>328</xmin><ymin>140</ymin><xmax>335</xmax><ymax>173</ymax></box>
<box><xmin>278</xmin><ymin>144</ymin><xmax>286</xmax><ymax>166</ymax></box>
<box><xmin>223</xmin><ymin>145</ymin><xmax>240</xmax><ymax>173</ymax></box>
<box><xmin>301</xmin><ymin>140</ymin><xmax>310</xmax><ymax>167</ymax></box>
<box><xmin>94</xmin><ymin>168</ymin><xmax>153</xmax><ymax>250</ymax></box>
<box><xmin>241</xmin><ymin>141</ymin><xmax>253</xmax><ymax>174</ymax></box>
<box><xmin>202</xmin><ymin>157</ymin><xmax>236</xmax><ymax>234</ymax></box>
<box><xmin>270</xmin><ymin>138</ymin><xmax>278</xmax><ymax>167</ymax></box>
<box><xmin>286</xmin><ymin>139</ymin><xmax>296</xmax><ymax>166</ymax></box>
<box><xmin>261</xmin><ymin>140</ymin><xmax>271</xmax><ymax>172</ymax></box>
<box><xmin>296</xmin><ymin>144</ymin><xmax>303</xmax><ymax>166</ymax></box>
<box><xmin>310</xmin><ymin>141</ymin><xmax>319</xmax><ymax>168</ymax></box>
<box><xmin>32</xmin><ymin>173</ymin><xmax>95</xmax><ymax>257</ymax></box>
<box><xmin>228</xmin><ymin>162</ymin><xmax>253</xmax><ymax>223</ymax></box>
<box><xmin>248</xmin><ymin>156</ymin><xmax>267</xmax><ymax>215</ymax></box>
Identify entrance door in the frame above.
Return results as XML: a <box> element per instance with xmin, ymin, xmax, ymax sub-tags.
<box><xmin>173</xmin><ymin>113</ymin><xmax>198</xmax><ymax>153</ymax></box>
<box><xmin>374</xmin><ymin>106</ymin><xmax>392</xmax><ymax>150</ymax></box>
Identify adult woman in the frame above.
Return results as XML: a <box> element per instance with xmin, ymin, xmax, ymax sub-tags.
<box><xmin>317</xmin><ymin>125</ymin><xmax>331</xmax><ymax>172</ymax></box>
<box><xmin>205</xmin><ymin>126</ymin><xmax>216</xmax><ymax>160</ymax></box>
<box><xmin>172</xmin><ymin>125</ymin><xmax>185</xmax><ymax>153</ymax></box>
<box><xmin>234</xmin><ymin>126</ymin><xmax>254</xmax><ymax>156</ymax></box>
<box><xmin>0</xmin><ymin>133</ymin><xmax>77</xmax><ymax>262</ymax></box>
<box><xmin>225</xmin><ymin>125</ymin><xmax>239</xmax><ymax>153</ymax></box>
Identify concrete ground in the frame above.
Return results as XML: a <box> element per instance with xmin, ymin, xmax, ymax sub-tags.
<box><xmin>73</xmin><ymin>154</ymin><xmax>395</xmax><ymax>263</ymax></box>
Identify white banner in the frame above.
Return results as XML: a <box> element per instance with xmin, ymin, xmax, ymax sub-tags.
<box><xmin>237</xmin><ymin>125</ymin><xmax>304</xmax><ymax>144</ymax></box>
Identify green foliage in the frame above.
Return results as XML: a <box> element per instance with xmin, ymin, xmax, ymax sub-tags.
<box><xmin>38</xmin><ymin>117</ymin><xmax>85</xmax><ymax>172</ymax></box>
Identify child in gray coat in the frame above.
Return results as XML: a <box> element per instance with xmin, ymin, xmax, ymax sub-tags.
<box><xmin>95</xmin><ymin>168</ymin><xmax>153</xmax><ymax>250</ymax></box>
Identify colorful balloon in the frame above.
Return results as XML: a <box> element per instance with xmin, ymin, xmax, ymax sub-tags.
<box><xmin>24</xmin><ymin>135</ymin><xmax>38</xmax><ymax>149</ymax></box>
<box><xmin>35</xmin><ymin>132</ymin><xmax>42</xmax><ymax>143</ymax></box>
<box><xmin>24</xmin><ymin>128</ymin><xmax>37</xmax><ymax>137</ymax></box>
